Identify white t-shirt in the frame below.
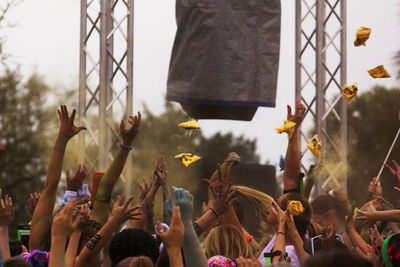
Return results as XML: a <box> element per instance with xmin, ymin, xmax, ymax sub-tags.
<box><xmin>257</xmin><ymin>234</ymin><xmax>300</xmax><ymax>267</ymax></box>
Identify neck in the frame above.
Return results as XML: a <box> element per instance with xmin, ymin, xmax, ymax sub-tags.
<box><xmin>330</xmin><ymin>217</ymin><xmax>345</xmax><ymax>234</ymax></box>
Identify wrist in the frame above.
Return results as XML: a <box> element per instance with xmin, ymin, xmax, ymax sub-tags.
<box><xmin>119</xmin><ymin>142</ymin><xmax>132</xmax><ymax>151</ymax></box>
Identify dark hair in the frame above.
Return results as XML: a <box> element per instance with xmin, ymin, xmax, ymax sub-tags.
<box><xmin>387</xmin><ymin>234</ymin><xmax>400</xmax><ymax>266</ymax></box>
<box><xmin>109</xmin><ymin>229</ymin><xmax>159</xmax><ymax>266</ymax></box>
<box><xmin>311</xmin><ymin>190</ymin><xmax>350</xmax><ymax>220</ymax></box>
<box><xmin>4</xmin><ymin>256</ymin><xmax>33</xmax><ymax>267</ymax></box>
<box><xmin>304</xmin><ymin>249</ymin><xmax>372</xmax><ymax>267</ymax></box>
<box><xmin>279</xmin><ymin>192</ymin><xmax>312</xmax><ymax>238</ymax></box>
<box><xmin>9</xmin><ymin>239</ymin><xmax>23</xmax><ymax>257</ymax></box>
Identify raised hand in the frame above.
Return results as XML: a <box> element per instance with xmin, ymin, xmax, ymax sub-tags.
<box><xmin>287</xmin><ymin>98</ymin><xmax>306</xmax><ymax>127</ymax></box>
<box><xmin>137</xmin><ymin>177</ymin><xmax>153</xmax><ymax>205</ymax></box>
<box><xmin>173</xmin><ymin>187</ymin><xmax>193</xmax><ymax>224</ymax></box>
<box><xmin>270</xmin><ymin>201</ymin><xmax>285</xmax><ymax>230</ymax></box>
<box><xmin>356</xmin><ymin>210</ymin><xmax>375</xmax><ymax>224</ymax></box>
<box><xmin>26</xmin><ymin>192</ymin><xmax>40</xmax><ymax>216</ymax></box>
<box><xmin>120</xmin><ymin>111</ymin><xmax>141</xmax><ymax>148</ymax></box>
<box><xmin>73</xmin><ymin>203</ymin><xmax>91</xmax><ymax>232</ymax></box>
<box><xmin>204</xmin><ymin>179</ymin><xmax>236</xmax><ymax>217</ymax></box>
<box><xmin>51</xmin><ymin>199</ymin><xmax>85</xmax><ymax>238</ymax></box>
<box><xmin>57</xmin><ymin>105</ymin><xmax>86</xmax><ymax>140</ymax></box>
<box><xmin>0</xmin><ymin>195</ymin><xmax>15</xmax><ymax>227</ymax></box>
<box><xmin>109</xmin><ymin>195</ymin><xmax>141</xmax><ymax>226</ymax></box>
<box><xmin>154</xmin><ymin>156</ymin><xmax>168</xmax><ymax>186</ymax></box>
<box><xmin>320</xmin><ymin>225</ymin><xmax>336</xmax><ymax>250</ymax></box>
<box><xmin>157</xmin><ymin>206</ymin><xmax>184</xmax><ymax>250</ymax></box>
<box><xmin>369</xmin><ymin>224</ymin><xmax>384</xmax><ymax>248</ymax></box>
<box><xmin>66</xmin><ymin>164</ymin><xmax>88</xmax><ymax>191</ymax></box>
<box><xmin>368</xmin><ymin>177</ymin><xmax>382</xmax><ymax>198</ymax></box>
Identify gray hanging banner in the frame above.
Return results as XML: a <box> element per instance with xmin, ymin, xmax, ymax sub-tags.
<box><xmin>167</xmin><ymin>0</ymin><xmax>281</xmax><ymax>121</ymax></box>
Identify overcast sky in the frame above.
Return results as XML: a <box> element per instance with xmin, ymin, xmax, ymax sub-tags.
<box><xmin>3</xmin><ymin>0</ymin><xmax>400</xmax><ymax>166</ymax></box>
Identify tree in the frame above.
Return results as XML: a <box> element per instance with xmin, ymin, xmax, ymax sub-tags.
<box><xmin>0</xmin><ymin>70</ymin><xmax>55</xmax><ymax>233</ymax></box>
<box><xmin>327</xmin><ymin>86</ymin><xmax>400</xmax><ymax>204</ymax></box>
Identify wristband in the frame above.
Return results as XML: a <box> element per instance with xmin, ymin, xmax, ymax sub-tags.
<box><xmin>95</xmin><ymin>192</ymin><xmax>111</xmax><ymax>203</ymax></box>
<box><xmin>277</xmin><ymin>231</ymin><xmax>286</xmax><ymax>236</ymax></box>
<box><xmin>209</xmin><ymin>208</ymin><xmax>219</xmax><ymax>219</ymax></box>
<box><xmin>120</xmin><ymin>143</ymin><xmax>132</xmax><ymax>150</ymax></box>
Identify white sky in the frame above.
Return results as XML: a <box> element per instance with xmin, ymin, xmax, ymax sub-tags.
<box><xmin>3</xmin><ymin>0</ymin><xmax>400</xmax><ymax>166</ymax></box>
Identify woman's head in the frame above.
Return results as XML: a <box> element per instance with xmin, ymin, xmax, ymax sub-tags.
<box><xmin>311</xmin><ymin>190</ymin><xmax>350</xmax><ymax>226</ymax></box>
<box><xmin>205</xmin><ymin>224</ymin><xmax>252</xmax><ymax>259</ymax></box>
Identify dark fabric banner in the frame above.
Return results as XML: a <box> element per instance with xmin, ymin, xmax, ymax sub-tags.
<box><xmin>167</xmin><ymin>0</ymin><xmax>281</xmax><ymax>120</ymax></box>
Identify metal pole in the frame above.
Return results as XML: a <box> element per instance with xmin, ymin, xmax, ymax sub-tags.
<box><xmin>295</xmin><ymin>0</ymin><xmax>301</xmax><ymax>101</ymax></box>
<box><xmin>127</xmin><ymin>0</ymin><xmax>134</xmax><ymax>116</ymax></box>
<box><xmin>124</xmin><ymin>0</ymin><xmax>135</xmax><ymax>198</ymax></box>
<box><xmin>340</xmin><ymin>0</ymin><xmax>348</xmax><ymax>194</ymax></box>
<box><xmin>316</xmin><ymin>0</ymin><xmax>326</xmax><ymax>193</ymax></box>
<box><xmin>78</xmin><ymin>0</ymin><xmax>87</xmax><ymax>164</ymax></box>
<box><xmin>99</xmin><ymin>0</ymin><xmax>108</xmax><ymax>171</ymax></box>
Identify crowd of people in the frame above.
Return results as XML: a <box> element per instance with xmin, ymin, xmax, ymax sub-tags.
<box><xmin>0</xmin><ymin>100</ymin><xmax>400</xmax><ymax>267</ymax></box>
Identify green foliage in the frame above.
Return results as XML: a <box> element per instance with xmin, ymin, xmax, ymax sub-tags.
<box><xmin>348</xmin><ymin>86</ymin><xmax>400</xmax><ymax>204</ymax></box>
<box><xmin>0</xmin><ymin>70</ymin><xmax>55</xmax><ymax>233</ymax></box>
<box><xmin>328</xmin><ymin>86</ymin><xmax>400</xmax><ymax>204</ymax></box>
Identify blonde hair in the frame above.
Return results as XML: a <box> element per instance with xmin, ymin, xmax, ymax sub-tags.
<box><xmin>205</xmin><ymin>224</ymin><xmax>252</xmax><ymax>259</ymax></box>
<box><xmin>233</xmin><ymin>185</ymin><xmax>274</xmax><ymax>221</ymax></box>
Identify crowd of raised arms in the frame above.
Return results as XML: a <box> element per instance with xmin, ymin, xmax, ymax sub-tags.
<box><xmin>1</xmin><ymin>100</ymin><xmax>400</xmax><ymax>267</ymax></box>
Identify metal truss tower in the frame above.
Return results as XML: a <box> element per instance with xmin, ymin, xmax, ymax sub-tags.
<box><xmin>295</xmin><ymin>0</ymin><xmax>347</xmax><ymax>193</ymax></box>
<box><xmin>78</xmin><ymin>0</ymin><xmax>134</xmax><ymax>181</ymax></box>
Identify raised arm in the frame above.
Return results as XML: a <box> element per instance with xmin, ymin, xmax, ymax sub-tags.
<box><xmin>0</xmin><ymin>195</ymin><xmax>15</xmax><ymax>261</ymax></box>
<box><xmin>271</xmin><ymin>202</ymin><xmax>287</xmax><ymax>263</ymax></box>
<box><xmin>75</xmin><ymin>195</ymin><xmax>141</xmax><ymax>267</ymax></box>
<box><xmin>131</xmin><ymin>175</ymin><xmax>159</xmax><ymax>233</ymax></box>
<box><xmin>156</xmin><ymin>206</ymin><xmax>185</xmax><ymax>267</ymax></box>
<box><xmin>155</xmin><ymin>157</ymin><xmax>173</xmax><ymax>225</ymax></box>
<box><xmin>357</xmin><ymin>209</ymin><xmax>400</xmax><ymax>222</ymax></box>
<box><xmin>346</xmin><ymin>211</ymin><xmax>369</xmax><ymax>254</ymax></box>
<box><xmin>283</xmin><ymin>98</ymin><xmax>306</xmax><ymax>191</ymax></box>
<box><xmin>174</xmin><ymin>187</ymin><xmax>208</xmax><ymax>267</ymax></box>
<box><xmin>30</xmin><ymin>105</ymin><xmax>85</xmax><ymax>250</ymax></box>
<box><xmin>91</xmin><ymin>112</ymin><xmax>140</xmax><ymax>225</ymax></box>
<box><xmin>49</xmin><ymin>199</ymin><xmax>88</xmax><ymax>267</ymax></box>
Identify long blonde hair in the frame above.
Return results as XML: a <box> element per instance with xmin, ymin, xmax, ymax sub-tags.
<box><xmin>205</xmin><ymin>224</ymin><xmax>252</xmax><ymax>259</ymax></box>
<box><xmin>233</xmin><ymin>185</ymin><xmax>274</xmax><ymax>220</ymax></box>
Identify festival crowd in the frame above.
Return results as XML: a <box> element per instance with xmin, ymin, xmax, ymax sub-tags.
<box><xmin>0</xmin><ymin>100</ymin><xmax>399</xmax><ymax>267</ymax></box>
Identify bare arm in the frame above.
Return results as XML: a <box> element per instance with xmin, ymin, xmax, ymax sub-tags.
<box><xmin>346</xmin><ymin>212</ymin><xmax>369</xmax><ymax>253</ymax></box>
<box><xmin>283</xmin><ymin>99</ymin><xmax>306</xmax><ymax>191</ymax></box>
<box><xmin>303</xmin><ymin>165</ymin><xmax>316</xmax><ymax>200</ymax></box>
<box><xmin>76</xmin><ymin>196</ymin><xmax>141</xmax><ymax>267</ymax></box>
<box><xmin>0</xmin><ymin>195</ymin><xmax>15</xmax><ymax>261</ymax></box>
<box><xmin>91</xmin><ymin>112</ymin><xmax>141</xmax><ymax>225</ymax></box>
<box><xmin>30</xmin><ymin>105</ymin><xmax>85</xmax><ymax>250</ymax></box>
<box><xmin>157</xmin><ymin>206</ymin><xmax>185</xmax><ymax>267</ymax></box>
<box><xmin>65</xmin><ymin>231</ymin><xmax>81</xmax><ymax>267</ymax></box>
<box><xmin>357</xmin><ymin>209</ymin><xmax>400</xmax><ymax>222</ymax></box>
<box><xmin>174</xmin><ymin>187</ymin><xmax>208</xmax><ymax>267</ymax></box>
<box><xmin>271</xmin><ymin>203</ymin><xmax>286</xmax><ymax>263</ymax></box>
<box><xmin>49</xmin><ymin>200</ymin><xmax>87</xmax><ymax>267</ymax></box>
